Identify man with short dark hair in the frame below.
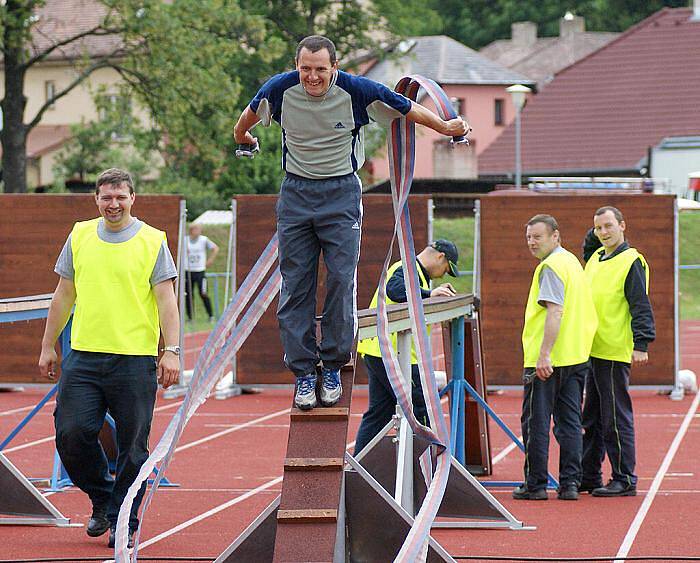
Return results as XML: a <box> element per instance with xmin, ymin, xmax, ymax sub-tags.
<box><xmin>515</xmin><ymin>214</ymin><xmax>597</xmax><ymax>501</ymax></box>
<box><xmin>233</xmin><ymin>35</ymin><xmax>470</xmax><ymax>410</ymax></box>
<box><xmin>581</xmin><ymin>206</ymin><xmax>655</xmax><ymax>497</ymax></box>
<box><xmin>354</xmin><ymin>240</ymin><xmax>459</xmax><ymax>454</ymax></box>
<box><xmin>38</xmin><ymin>168</ymin><xmax>180</xmax><ymax>548</ymax></box>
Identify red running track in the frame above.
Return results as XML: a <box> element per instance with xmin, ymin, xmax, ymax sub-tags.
<box><xmin>1</xmin><ymin>322</ymin><xmax>699</xmax><ymax>562</ymax></box>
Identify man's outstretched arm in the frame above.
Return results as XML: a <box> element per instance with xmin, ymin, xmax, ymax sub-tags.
<box><xmin>406</xmin><ymin>101</ymin><xmax>470</xmax><ymax>138</ymax></box>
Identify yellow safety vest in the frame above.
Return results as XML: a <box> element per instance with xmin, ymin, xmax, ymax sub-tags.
<box><xmin>585</xmin><ymin>247</ymin><xmax>649</xmax><ymax>363</ymax></box>
<box><xmin>522</xmin><ymin>248</ymin><xmax>598</xmax><ymax>368</ymax></box>
<box><xmin>70</xmin><ymin>218</ymin><xmax>166</xmax><ymax>356</ymax></box>
<box><xmin>357</xmin><ymin>260</ymin><xmax>430</xmax><ymax>363</ymax></box>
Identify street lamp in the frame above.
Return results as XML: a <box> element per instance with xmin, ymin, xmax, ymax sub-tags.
<box><xmin>506</xmin><ymin>84</ymin><xmax>531</xmax><ymax>189</ymax></box>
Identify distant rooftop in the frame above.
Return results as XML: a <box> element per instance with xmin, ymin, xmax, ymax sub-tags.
<box><xmin>479</xmin><ymin>8</ymin><xmax>700</xmax><ymax>177</ymax></box>
<box><xmin>363</xmin><ymin>35</ymin><xmax>534</xmax><ymax>88</ymax></box>
<box><xmin>480</xmin><ymin>14</ymin><xmax>618</xmax><ymax>89</ymax></box>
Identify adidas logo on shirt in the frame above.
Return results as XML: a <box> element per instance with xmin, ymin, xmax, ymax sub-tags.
<box><xmin>334</xmin><ymin>122</ymin><xmax>346</xmax><ymax>129</ymax></box>
<box><xmin>351</xmin><ymin>222</ymin><xmax>360</xmax><ymax>230</ymax></box>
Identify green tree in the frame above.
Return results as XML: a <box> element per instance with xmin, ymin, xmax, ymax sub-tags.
<box><xmin>431</xmin><ymin>0</ymin><xmax>688</xmax><ymax>50</ymax></box>
<box><xmin>0</xmin><ymin>0</ymin><xmax>277</xmax><ymax>193</ymax></box>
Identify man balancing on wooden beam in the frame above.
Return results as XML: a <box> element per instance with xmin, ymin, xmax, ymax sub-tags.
<box><xmin>353</xmin><ymin>240</ymin><xmax>459</xmax><ymax>454</ymax></box>
<box><xmin>233</xmin><ymin>35</ymin><xmax>469</xmax><ymax>410</ymax></box>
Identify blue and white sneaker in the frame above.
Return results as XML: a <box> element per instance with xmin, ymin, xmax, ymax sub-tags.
<box><xmin>294</xmin><ymin>373</ymin><xmax>317</xmax><ymax>410</ymax></box>
<box><xmin>320</xmin><ymin>368</ymin><xmax>342</xmax><ymax>407</ymax></box>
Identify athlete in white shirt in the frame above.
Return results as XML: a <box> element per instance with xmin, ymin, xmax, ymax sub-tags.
<box><xmin>185</xmin><ymin>224</ymin><xmax>219</xmax><ymax>321</ymax></box>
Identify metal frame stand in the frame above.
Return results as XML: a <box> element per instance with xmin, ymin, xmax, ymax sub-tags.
<box><xmin>439</xmin><ymin>315</ymin><xmax>558</xmax><ymax>490</ymax></box>
<box><xmin>0</xmin><ymin>452</ymin><xmax>71</xmax><ymax>526</ymax></box>
<box><xmin>354</xmin><ymin>325</ymin><xmax>530</xmax><ymax>530</ymax></box>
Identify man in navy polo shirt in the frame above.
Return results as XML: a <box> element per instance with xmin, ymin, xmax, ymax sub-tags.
<box><xmin>234</xmin><ymin>35</ymin><xmax>469</xmax><ymax>410</ymax></box>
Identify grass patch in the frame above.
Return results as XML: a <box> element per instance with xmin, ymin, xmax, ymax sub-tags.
<box><xmin>679</xmin><ymin>212</ymin><xmax>700</xmax><ymax>319</ymax></box>
<box><xmin>433</xmin><ymin>216</ymin><xmax>475</xmax><ymax>294</ymax></box>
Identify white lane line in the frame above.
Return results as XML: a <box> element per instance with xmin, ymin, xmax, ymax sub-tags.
<box><xmin>175</xmin><ymin>408</ymin><xmax>290</xmax><ymax>452</ymax></box>
<box><xmin>137</xmin><ymin>476</ymin><xmax>284</xmax><ymax>550</ymax></box>
<box><xmin>154</xmin><ymin>400</ymin><xmax>185</xmax><ymax>412</ymax></box>
<box><xmin>204</xmin><ymin>423</ymin><xmax>290</xmax><ymax>430</ymax></box>
<box><xmin>139</xmin><ymin>432</ymin><xmax>358</xmax><ymax>551</ymax></box>
<box><xmin>1</xmin><ymin>400</ymin><xmax>183</xmax><ymax>455</ymax></box>
<box><xmin>492</xmin><ymin>439</ymin><xmax>521</xmax><ymax>465</ymax></box>
<box><xmin>3</xmin><ymin>435</ymin><xmax>54</xmax><ymax>453</ymax></box>
<box><xmin>614</xmin><ymin>391</ymin><xmax>700</xmax><ymax>563</ymax></box>
<box><xmin>0</xmin><ymin>400</ymin><xmax>56</xmax><ymax>417</ymax></box>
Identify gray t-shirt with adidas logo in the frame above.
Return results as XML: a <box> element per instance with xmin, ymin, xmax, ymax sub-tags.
<box><xmin>250</xmin><ymin>70</ymin><xmax>412</xmax><ymax>179</ymax></box>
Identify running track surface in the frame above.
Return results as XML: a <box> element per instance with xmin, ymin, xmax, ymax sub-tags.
<box><xmin>1</xmin><ymin>321</ymin><xmax>699</xmax><ymax>562</ymax></box>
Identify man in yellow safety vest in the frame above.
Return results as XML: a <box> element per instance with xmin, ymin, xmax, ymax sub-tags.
<box><xmin>353</xmin><ymin>240</ymin><xmax>459</xmax><ymax>454</ymax></box>
<box><xmin>515</xmin><ymin>214</ymin><xmax>597</xmax><ymax>501</ymax></box>
<box><xmin>38</xmin><ymin>168</ymin><xmax>180</xmax><ymax>548</ymax></box>
<box><xmin>581</xmin><ymin>206</ymin><xmax>655</xmax><ymax>497</ymax></box>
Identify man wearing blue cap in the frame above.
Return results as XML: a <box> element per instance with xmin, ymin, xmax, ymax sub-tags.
<box><xmin>354</xmin><ymin>240</ymin><xmax>459</xmax><ymax>454</ymax></box>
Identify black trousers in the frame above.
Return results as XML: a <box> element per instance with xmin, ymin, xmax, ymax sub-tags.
<box><xmin>185</xmin><ymin>270</ymin><xmax>213</xmax><ymax>320</ymax></box>
<box><xmin>354</xmin><ymin>354</ymin><xmax>429</xmax><ymax>455</ymax></box>
<box><xmin>520</xmin><ymin>362</ymin><xmax>589</xmax><ymax>491</ymax></box>
<box><xmin>582</xmin><ymin>357</ymin><xmax>637</xmax><ymax>487</ymax></box>
<box><xmin>54</xmin><ymin>351</ymin><xmax>157</xmax><ymax>531</ymax></box>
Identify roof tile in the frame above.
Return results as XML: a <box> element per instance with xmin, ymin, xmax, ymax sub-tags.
<box><xmin>479</xmin><ymin>8</ymin><xmax>700</xmax><ymax>175</ymax></box>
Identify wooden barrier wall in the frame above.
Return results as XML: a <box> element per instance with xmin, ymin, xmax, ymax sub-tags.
<box><xmin>479</xmin><ymin>193</ymin><xmax>675</xmax><ymax>386</ymax></box>
<box><xmin>0</xmin><ymin>194</ymin><xmax>182</xmax><ymax>385</ymax></box>
<box><xmin>234</xmin><ymin>194</ymin><xmax>431</xmax><ymax>385</ymax></box>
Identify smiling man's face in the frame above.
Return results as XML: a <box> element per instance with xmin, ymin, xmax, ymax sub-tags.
<box><xmin>296</xmin><ymin>47</ymin><xmax>337</xmax><ymax>97</ymax></box>
<box><xmin>95</xmin><ymin>182</ymin><xmax>135</xmax><ymax>231</ymax></box>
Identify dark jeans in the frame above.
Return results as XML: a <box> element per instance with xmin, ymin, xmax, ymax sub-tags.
<box><xmin>276</xmin><ymin>172</ymin><xmax>362</xmax><ymax>376</ymax></box>
<box><xmin>54</xmin><ymin>350</ymin><xmax>158</xmax><ymax>531</ymax></box>
<box><xmin>185</xmin><ymin>270</ymin><xmax>213</xmax><ymax>320</ymax></box>
<box><xmin>354</xmin><ymin>354</ymin><xmax>429</xmax><ymax>455</ymax></box>
<box><xmin>582</xmin><ymin>357</ymin><xmax>637</xmax><ymax>487</ymax></box>
<box><xmin>520</xmin><ymin>362</ymin><xmax>589</xmax><ymax>491</ymax></box>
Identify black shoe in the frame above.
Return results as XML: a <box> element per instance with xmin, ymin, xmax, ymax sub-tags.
<box><xmin>512</xmin><ymin>484</ymin><xmax>548</xmax><ymax>500</ymax></box>
<box><xmin>592</xmin><ymin>480</ymin><xmax>637</xmax><ymax>497</ymax></box>
<box><xmin>86</xmin><ymin>508</ymin><xmax>110</xmax><ymax>537</ymax></box>
<box><xmin>579</xmin><ymin>480</ymin><xmax>604</xmax><ymax>493</ymax></box>
<box><xmin>557</xmin><ymin>484</ymin><xmax>579</xmax><ymax>500</ymax></box>
<box><xmin>108</xmin><ymin>527</ymin><xmax>135</xmax><ymax>549</ymax></box>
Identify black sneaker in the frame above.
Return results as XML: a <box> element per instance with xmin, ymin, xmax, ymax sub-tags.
<box><xmin>557</xmin><ymin>484</ymin><xmax>579</xmax><ymax>500</ymax></box>
<box><xmin>86</xmin><ymin>508</ymin><xmax>110</xmax><ymax>537</ymax></box>
<box><xmin>592</xmin><ymin>480</ymin><xmax>636</xmax><ymax>497</ymax></box>
<box><xmin>579</xmin><ymin>480</ymin><xmax>604</xmax><ymax>493</ymax></box>
<box><xmin>512</xmin><ymin>485</ymin><xmax>547</xmax><ymax>500</ymax></box>
<box><xmin>108</xmin><ymin>527</ymin><xmax>135</xmax><ymax>549</ymax></box>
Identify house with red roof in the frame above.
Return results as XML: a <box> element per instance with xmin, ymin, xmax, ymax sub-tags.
<box><xmin>359</xmin><ymin>35</ymin><xmax>535</xmax><ymax>183</ymax></box>
<box><xmin>480</xmin><ymin>14</ymin><xmax>619</xmax><ymax>91</ymax></box>
<box><xmin>478</xmin><ymin>5</ymin><xmax>700</xmax><ymax>196</ymax></box>
<box><xmin>0</xmin><ymin>0</ymin><xmax>146</xmax><ymax>190</ymax></box>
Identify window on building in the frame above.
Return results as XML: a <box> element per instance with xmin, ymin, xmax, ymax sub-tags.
<box><xmin>99</xmin><ymin>93</ymin><xmax>133</xmax><ymax>139</ymax></box>
<box><xmin>45</xmin><ymin>81</ymin><xmax>56</xmax><ymax>108</ymax></box>
<box><xmin>494</xmin><ymin>98</ymin><xmax>504</xmax><ymax>126</ymax></box>
<box><xmin>450</xmin><ymin>97</ymin><xmax>465</xmax><ymax>117</ymax></box>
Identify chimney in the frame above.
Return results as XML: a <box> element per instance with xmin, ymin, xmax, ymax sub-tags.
<box><xmin>559</xmin><ymin>12</ymin><xmax>585</xmax><ymax>37</ymax></box>
<box><xmin>512</xmin><ymin>22</ymin><xmax>537</xmax><ymax>47</ymax></box>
